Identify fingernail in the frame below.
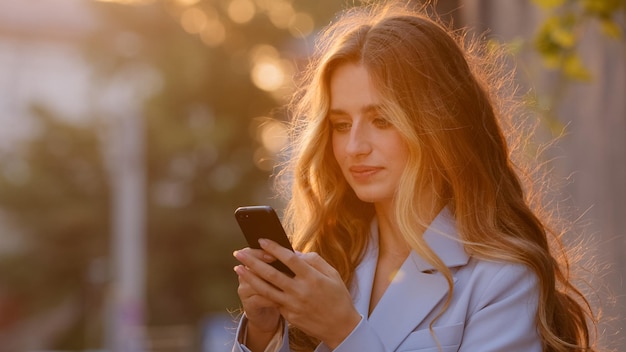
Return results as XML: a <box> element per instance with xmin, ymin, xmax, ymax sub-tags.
<box><xmin>234</xmin><ymin>250</ymin><xmax>246</xmax><ymax>259</ymax></box>
<box><xmin>233</xmin><ymin>265</ymin><xmax>243</xmax><ymax>275</ymax></box>
<box><xmin>258</xmin><ymin>238</ymin><xmax>268</xmax><ymax>247</ymax></box>
<box><xmin>263</xmin><ymin>253</ymin><xmax>274</xmax><ymax>261</ymax></box>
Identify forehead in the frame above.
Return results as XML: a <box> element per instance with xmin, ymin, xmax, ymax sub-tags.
<box><xmin>328</xmin><ymin>63</ymin><xmax>381</xmax><ymax>111</ymax></box>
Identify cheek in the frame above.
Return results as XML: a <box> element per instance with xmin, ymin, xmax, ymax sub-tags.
<box><xmin>331</xmin><ymin>136</ymin><xmax>343</xmax><ymax>163</ymax></box>
<box><xmin>390</xmin><ymin>136</ymin><xmax>410</xmax><ymax>166</ymax></box>
<box><xmin>397</xmin><ymin>143</ymin><xmax>410</xmax><ymax>162</ymax></box>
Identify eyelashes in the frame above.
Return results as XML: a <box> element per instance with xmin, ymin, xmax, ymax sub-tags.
<box><xmin>329</xmin><ymin>117</ymin><xmax>393</xmax><ymax>133</ymax></box>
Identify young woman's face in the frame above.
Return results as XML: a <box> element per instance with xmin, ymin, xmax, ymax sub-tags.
<box><xmin>328</xmin><ymin>63</ymin><xmax>409</xmax><ymax>207</ymax></box>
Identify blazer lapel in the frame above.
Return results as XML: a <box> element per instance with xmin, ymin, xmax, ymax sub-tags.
<box><xmin>351</xmin><ymin>222</ymin><xmax>378</xmax><ymax>318</ymax></box>
<box><xmin>368</xmin><ymin>253</ymin><xmax>450</xmax><ymax>351</ymax></box>
<box><xmin>349</xmin><ymin>208</ymin><xmax>469</xmax><ymax>351</ymax></box>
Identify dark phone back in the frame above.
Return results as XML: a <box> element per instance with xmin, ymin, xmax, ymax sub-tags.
<box><xmin>234</xmin><ymin>206</ymin><xmax>293</xmax><ymax>250</ymax></box>
<box><xmin>234</xmin><ymin>206</ymin><xmax>295</xmax><ymax>277</ymax></box>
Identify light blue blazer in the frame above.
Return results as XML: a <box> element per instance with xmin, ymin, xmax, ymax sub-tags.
<box><xmin>233</xmin><ymin>208</ymin><xmax>542</xmax><ymax>352</ymax></box>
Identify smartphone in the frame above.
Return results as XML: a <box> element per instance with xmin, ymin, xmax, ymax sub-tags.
<box><xmin>234</xmin><ymin>205</ymin><xmax>295</xmax><ymax>277</ymax></box>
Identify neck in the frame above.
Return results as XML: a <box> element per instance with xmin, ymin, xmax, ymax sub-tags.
<box><xmin>374</xmin><ymin>203</ymin><xmax>410</xmax><ymax>257</ymax></box>
<box><xmin>373</xmin><ymin>198</ymin><xmax>445</xmax><ymax>257</ymax></box>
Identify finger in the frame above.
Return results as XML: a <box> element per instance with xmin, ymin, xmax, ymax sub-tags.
<box><xmin>234</xmin><ymin>264</ymin><xmax>284</xmax><ymax>302</ymax></box>
<box><xmin>233</xmin><ymin>248</ymin><xmax>276</xmax><ymax>263</ymax></box>
<box><xmin>235</xmin><ymin>266</ymin><xmax>279</xmax><ymax>307</ymax></box>
<box><xmin>234</xmin><ymin>250</ymin><xmax>292</xmax><ymax>298</ymax></box>
<box><xmin>258</xmin><ymin>239</ymin><xmax>311</xmax><ymax>276</ymax></box>
<box><xmin>299</xmin><ymin>252</ymin><xmax>337</xmax><ymax>278</ymax></box>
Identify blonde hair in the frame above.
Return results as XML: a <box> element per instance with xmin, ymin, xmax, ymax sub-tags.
<box><xmin>276</xmin><ymin>1</ymin><xmax>597</xmax><ymax>351</ymax></box>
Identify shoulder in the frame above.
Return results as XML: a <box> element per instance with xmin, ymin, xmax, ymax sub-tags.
<box><xmin>408</xmin><ymin>258</ymin><xmax>542</xmax><ymax>351</ymax></box>
<box><xmin>460</xmin><ymin>257</ymin><xmax>537</xmax><ymax>285</ymax></box>
<box><xmin>452</xmin><ymin>257</ymin><xmax>539</xmax><ymax>313</ymax></box>
<box><xmin>444</xmin><ymin>258</ymin><xmax>543</xmax><ymax>351</ymax></box>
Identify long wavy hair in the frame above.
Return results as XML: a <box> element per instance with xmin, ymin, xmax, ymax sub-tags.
<box><xmin>275</xmin><ymin>1</ymin><xmax>597</xmax><ymax>351</ymax></box>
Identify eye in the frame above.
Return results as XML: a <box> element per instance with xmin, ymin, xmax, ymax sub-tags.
<box><xmin>373</xmin><ymin>117</ymin><xmax>391</xmax><ymax>129</ymax></box>
<box><xmin>331</xmin><ymin>121</ymin><xmax>351</xmax><ymax>133</ymax></box>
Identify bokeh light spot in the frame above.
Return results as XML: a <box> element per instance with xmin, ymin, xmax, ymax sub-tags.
<box><xmin>249</xmin><ymin>44</ymin><xmax>280</xmax><ymax>62</ymax></box>
<box><xmin>227</xmin><ymin>0</ymin><xmax>256</xmax><ymax>24</ymax></box>
<box><xmin>200</xmin><ymin>19</ymin><xmax>226</xmax><ymax>47</ymax></box>
<box><xmin>248</xmin><ymin>44</ymin><xmax>290</xmax><ymax>92</ymax></box>
<box><xmin>251</xmin><ymin>61</ymin><xmax>284</xmax><ymax>92</ymax></box>
<box><xmin>181</xmin><ymin>7</ymin><xmax>207</xmax><ymax>34</ymax></box>
<box><xmin>260</xmin><ymin>120</ymin><xmax>288</xmax><ymax>154</ymax></box>
<box><xmin>268</xmin><ymin>1</ymin><xmax>294</xmax><ymax>29</ymax></box>
<box><xmin>173</xmin><ymin>0</ymin><xmax>200</xmax><ymax>6</ymax></box>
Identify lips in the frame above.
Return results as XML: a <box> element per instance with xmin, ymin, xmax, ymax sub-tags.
<box><xmin>349</xmin><ymin>165</ymin><xmax>383</xmax><ymax>180</ymax></box>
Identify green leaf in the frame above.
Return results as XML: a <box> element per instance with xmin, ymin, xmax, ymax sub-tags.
<box><xmin>563</xmin><ymin>54</ymin><xmax>593</xmax><ymax>81</ymax></box>
<box><xmin>542</xmin><ymin>52</ymin><xmax>563</xmax><ymax>68</ymax></box>
<box><xmin>550</xmin><ymin>25</ymin><xmax>576</xmax><ymax>48</ymax></box>
<box><xmin>534</xmin><ymin>20</ymin><xmax>563</xmax><ymax>53</ymax></box>
<box><xmin>534</xmin><ymin>16</ymin><xmax>577</xmax><ymax>53</ymax></box>
<box><xmin>583</xmin><ymin>0</ymin><xmax>625</xmax><ymax>17</ymax></box>
<box><xmin>601</xmin><ymin>19</ymin><xmax>623</xmax><ymax>38</ymax></box>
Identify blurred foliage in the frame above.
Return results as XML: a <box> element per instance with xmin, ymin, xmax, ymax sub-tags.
<box><xmin>0</xmin><ymin>106</ymin><xmax>110</xmax><ymax>348</ymax></box>
<box><xmin>0</xmin><ymin>105</ymin><xmax>109</xmax><ymax>310</ymax></box>
<box><xmin>0</xmin><ymin>0</ymin><xmax>344</xmax><ymax>348</ymax></box>
<box><xmin>515</xmin><ymin>0</ymin><xmax>625</xmax><ymax>134</ymax></box>
<box><xmin>533</xmin><ymin>0</ymin><xmax>624</xmax><ymax>82</ymax></box>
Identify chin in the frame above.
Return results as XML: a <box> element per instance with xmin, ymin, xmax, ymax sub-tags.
<box><xmin>353</xmin><ymin>192</ymin><xmax>387</xmax><ymax>204</ymax></box>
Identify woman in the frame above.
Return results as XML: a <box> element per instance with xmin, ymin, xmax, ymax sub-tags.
<box><xmin>232</xmin><ymin>2</ymin><xmax>597</xmax><ymax>351</ymax></box>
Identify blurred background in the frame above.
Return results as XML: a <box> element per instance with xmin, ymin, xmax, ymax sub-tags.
<box><xmin>0</xmin><ymin>0</ymin><xmax>622</xmax><ymax>351</ymax></box>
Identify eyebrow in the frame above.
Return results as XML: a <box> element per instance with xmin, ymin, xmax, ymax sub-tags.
<box><xmin>327</xmin><ymin>104</ymin><xmax>383</xmax><ymax>117</ymax></box>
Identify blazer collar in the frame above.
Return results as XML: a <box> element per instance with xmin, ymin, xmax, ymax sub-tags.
<box><xmin>361</xmin><ymin>206</ymin><xmax>470</xmax><ymax>273</ymax></box>
<box><xmin>350</xmin><ymin>207</ymin><xmax>469</xmax><ymax>351</ymax></box>
<box><xmin>410</xmin><ymin>206</ymin><xmax>470</xmax><ymax>271</ymax></box>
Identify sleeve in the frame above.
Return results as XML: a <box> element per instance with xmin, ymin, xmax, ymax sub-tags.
<box><xmin>231</xmin><ymin>314</ymin><xmax>290</xmax><ymax>352</ymax></box>
<box><xmin>314</xmin><ymin>315</ymin><xmax>390</xmax><ymax>352</ymax></box>
<box><xmin>459</xmin><ymin>264</ymin><xmax>542</xmax><ymax>352</ymax></box>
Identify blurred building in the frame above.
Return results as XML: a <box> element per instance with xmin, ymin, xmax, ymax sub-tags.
<box><xmin>0</xmin><ymin>0</ymin><xmax>98</xmax><ymax>349</ymax></box>
<box><xmin>0</xmin><ymin>0</ymin><xmax>96</xmax><ymax>249</ymax></box>
<box><xmin>0</xmin><ymin>0</ymin><xmax>96</xmax><ymax>144</ymax></box>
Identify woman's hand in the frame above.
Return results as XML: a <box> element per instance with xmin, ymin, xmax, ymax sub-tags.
<box><xmin>234</xmin><ymin>239</ymin><xmax>361</xmax><ymax>349</ymax></box>
<box><xmin>233</xmin><ymin>248</ymin><xmax>282</xmax><ymax>351</ymax></box>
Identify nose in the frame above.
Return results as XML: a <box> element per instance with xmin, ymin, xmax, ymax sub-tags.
<box><xmin>345</xmin><ymin>122</ymin><xmax>372</xmax><ymax>156</ymax></box>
